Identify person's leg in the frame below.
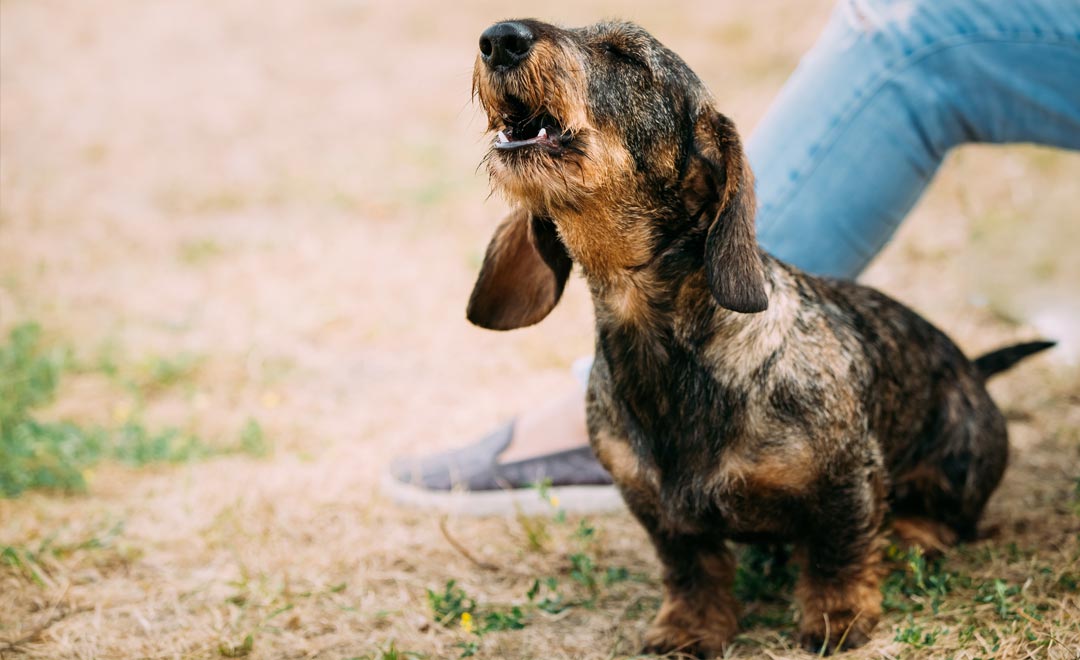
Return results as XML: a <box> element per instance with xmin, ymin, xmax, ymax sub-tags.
<box><xmin>386</xmin><ymin>0</ymin><xmax>1080</xmax><ymax>508</ymax></box>
<box><xmin>499</xmin><ymin>384</ymin><xmax>587</xmax><ymax>461</ymax></box>
<box><xmin>753</xmin><ymin>0</ymin><xmax>1080</xmax><ymax>276</ymax></box>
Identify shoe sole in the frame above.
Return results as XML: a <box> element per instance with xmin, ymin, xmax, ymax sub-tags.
<box><xmin>379</xmin><ymin>474</ymin><xmax>626</xmax><ymax>516</ymax></box>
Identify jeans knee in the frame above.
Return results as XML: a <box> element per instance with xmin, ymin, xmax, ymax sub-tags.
<box><xmin>819</xmin><ymin>0</ymin><xmax>983</xmax><ymax>66</ymax></box>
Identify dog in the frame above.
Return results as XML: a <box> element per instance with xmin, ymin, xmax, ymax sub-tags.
<box><xmin>465</xmin><ymin>19</ymin><xmax>1053</xmax><ymax>656</ymax></box>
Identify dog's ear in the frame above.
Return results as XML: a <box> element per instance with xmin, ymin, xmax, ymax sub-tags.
<box><xmin>685</xmin><ymin>109</ymin><xmax>768</xmax><ymax>313</ymax></box>
<box><xmin>467</xmin><ymin>209</ymin><xmax>573</xmax><ymax>330</ymax></box>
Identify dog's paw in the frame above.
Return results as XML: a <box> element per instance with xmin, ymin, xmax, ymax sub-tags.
<box><xmin>797</xmin><ymin>617</ymin><xmax>874</xmax><ymax>655</ymax></box>
<box><xmin>639</xmin><ymin>626</ymin><xmax>717</xmax><ymax>656</ymax></box>
<box><xmin>641</xmin><ymin>624</ymin><xmax>730</xmax><ymax>659</ymax></box>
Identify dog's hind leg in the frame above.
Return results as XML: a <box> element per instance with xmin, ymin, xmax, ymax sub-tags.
<box><xmin>890</xmin><ymin>385</ymin><xmax>1009</xmax><ymax>547</ymax></box>
<box><xmin>891</xmin><ymin>516</ymin><xmax>958</xmax><ymax>557</ymax></box>
<box><xmin>639</xmin><ymin>531</ymin><xmax>740</xmax><ymax>659</ymax></box>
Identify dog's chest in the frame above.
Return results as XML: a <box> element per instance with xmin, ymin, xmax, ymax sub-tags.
<box><xmin>616</xmin><ymin>435</ymin><xmax>814</xmax><ymax>537</ymax></box>
<box><xmin>591</xmin><ymin>309</ymin><xmax>825</xmax><ymax>537</ymax></box>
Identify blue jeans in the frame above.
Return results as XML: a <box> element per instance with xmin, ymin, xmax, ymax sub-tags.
<box><xmin>751</xmin><ymin>0</ymin><xmax>1080</xmax><ymax>278</ymax></box>
<box><xmin>571</xmin><ymin>0</ymin><xmax>1080</xmax><ymax>388</ymax></box>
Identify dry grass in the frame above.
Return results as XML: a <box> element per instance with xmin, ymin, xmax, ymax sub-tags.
<box><xmin>1</xmin><ymin>0</ymin><xmax>1078</xmax><ymax>658</ymax></box>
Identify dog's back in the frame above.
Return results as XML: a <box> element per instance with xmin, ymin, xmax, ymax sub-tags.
<box><xmin>783</xmin><ymin>262</ymin><xmax>1013</xmax><ymax>539</ymax></box>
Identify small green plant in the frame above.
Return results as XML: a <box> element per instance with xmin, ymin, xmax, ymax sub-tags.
<box><xmin>975</xmin><ymin>578</ymin><xmax>1020</xmax><ymax>620</ymax></box>
<box><xmin>515</xmin><ymin>510</ymin><xmax>550</xmax><ymax>551</ymax></box>
<box><xmin>527</xmin><ymin>576</ymin><xmax>569</xmax><ymax>614</ymax></box>
<box><xmin>218</xmin><ymin>633</ymin><xmax>254</xmax><ymax>657</ymax></box>
<box><xmin>893</xmin><ymin>616</ymin><xmax>942</xmax><ymax>648</ymax></box>
<box><xmin>569</xmin><ymin>552</ymin><xmax>600</xmax><ymax>599</ymax></box>
<box><xmin>453</xmin><ymin>639</ymin><xmax>480</xmax><ymax>658</ymax></box>
<box><xmin>480</xmin><ymin>607</ymin><xmax>526</xmax><ymax>632</ymax></box>
<box><xmin>427</xmin><ymin>580</ymin><xmax>476</xmax><ymax>625</ymax></box>
<box><xmin>2</xmin><ymin>544</ymin><xmax>47</xmax><ymax>586</ymax></box>
<box><xmin>428</xmin><ymin>580</ymin><xmax>529</xmax><ymax>658</ymax></box>
<box><xmin>881</xmin><ymin>545</ymin><xmax>956</xmax><ymax>614</ymax></box>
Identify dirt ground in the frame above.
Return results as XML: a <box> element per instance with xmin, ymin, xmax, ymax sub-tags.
<box><xmin>1</xmin><ymin>0</ymin><xmax>1078</xmax><ymax>658</ymax></box>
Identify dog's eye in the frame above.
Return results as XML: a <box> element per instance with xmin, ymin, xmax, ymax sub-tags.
<box><xmin>602</xmin><ymin>42</ymin><xmax>645</xmax><ymax>67</ymax></box>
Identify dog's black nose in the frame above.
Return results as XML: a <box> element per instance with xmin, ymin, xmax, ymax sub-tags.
<box><xmin>479</xmin><ymin>22</ymin><xmax>534</xmax><ymax>69</ymax></box>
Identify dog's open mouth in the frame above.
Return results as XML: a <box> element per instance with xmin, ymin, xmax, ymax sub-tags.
<box><xmin>493</xmin><ymin>95</ymin><xmax>573</xmax><ymax>153</ymax></box>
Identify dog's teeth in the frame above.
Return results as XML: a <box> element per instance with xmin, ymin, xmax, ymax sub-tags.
<box><xmin>537</xmin><ymin>127</ymin><xmax>548</xmax><ymax>139</ymax></box>
<box><xmin>496</xmin><ymin>130</ymin><xmax>509</xmax><ymax>144</ymax></box>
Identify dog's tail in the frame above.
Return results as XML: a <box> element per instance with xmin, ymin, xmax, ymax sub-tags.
<box><xmin>973</xmin><ymin>340</ymin><xmax>1056</xmax><ymax>379</ymax></box>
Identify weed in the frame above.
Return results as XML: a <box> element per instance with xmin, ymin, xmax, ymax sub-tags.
<box><xmin>2</xmin><ymin>545</ymin><xmax>47</xmax><ymax>586</ymax></box>
<box><xmin>453</xmin><ymin>639</ymin><xmax>480</xmax><ymax>658</ymax></box>
<box><xmin>881</xmin><ymin>545</ymin><xmax>957</xmax><ymax>614</ymax></box>
<box><xmin>2</xmin><ymin>520</ymin><xmax>127</xmax><ymax>589</ymax></box>
<box><xmin>218</xmin><ymin>633</ymin><xmax>254</xmax><ymax>658</ymax></box>
<box><xmin>528</xmin><ymin>576</ymin><xmax>570</xmax><ymax>615</ymax></box>
<box><xmin>514</xmin><ymin>478</ymin><xmax>568</xmax><ymax>551</ymax></box>
<box><xmin>427</xmin><ymin>580</ymin><xmax>476</xmax><ymax>626</ymax></box>
<box><xmin>894</xmin><ymin>616</ymin><xmax>942</xmax><ymax>648</ymax></box>
<box><xmin>569</xmin><ymin>552</ymin><xmax>600</xmax><ymax>600</ymax></box>
<box><xmin>428</xmin><ymin>580</ymin><xmax>528</xmax><ymax>658</ymax></box>
<box><xmin>480</xmin><ymin>607</ymin><xmax>526</xmax><ymax>632</ymax></box>
<box><xmin>975</xmin><ymin>579</ymin><xmax>1020</xmax><ymax>620</ymax></box>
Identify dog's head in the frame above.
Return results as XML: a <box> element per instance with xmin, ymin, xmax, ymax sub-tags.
<box><xmin>468</xmin><ymin>20</ymin><xmax>766</xmax><ymax>330</ymax></box>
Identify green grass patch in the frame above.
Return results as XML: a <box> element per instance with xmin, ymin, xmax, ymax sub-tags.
<box><xmin>881</xmin><ymin>545</ymin><xmax>959</xmax><ymax>615</ymax></box>
<box><xmin>2</xmin><ymin>520</ymin><xmax>128</xmax><ymax>586</ymax></box>
<box><xmin>427</xmin><ymin>487</ymin><xmax>646</xmax><ymax>658</ymax></box>
<box><xmin>0</xmin><ymin>322</ymin><xmax>269</xmax><ymax>497</ymax></box>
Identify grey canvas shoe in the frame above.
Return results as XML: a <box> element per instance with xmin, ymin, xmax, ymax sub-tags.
<box><xmin>382</xmin><ymin>421</ymin><xmax>622</xmax><ymax>516</ymax></box>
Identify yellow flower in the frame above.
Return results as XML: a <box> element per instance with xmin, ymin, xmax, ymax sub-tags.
<box><xmin>549</xmin><ymin>495</ymin><xmax>560</xmax><ymax>509</ymax></box>
<box><xmin>460</xmin><ymin>612</ymin><xmax>474</xmax><ymax>634</ymax></box>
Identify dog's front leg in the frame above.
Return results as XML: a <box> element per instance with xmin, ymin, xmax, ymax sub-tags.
<box><xmin>795</xmin><ymin>468</ymin><xmax>886</xmax><ymax>654</ymax></box>
<box><xmin>640</xmin><ymin>530</ymin><xmax>739</xmax><ymax>658</ymax></box>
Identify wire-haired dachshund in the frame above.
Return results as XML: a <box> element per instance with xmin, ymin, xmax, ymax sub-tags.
<box><xmin>465</xmin><ymin>19</ymin><xmax>1053</xmax><ymax>656</ymax></box>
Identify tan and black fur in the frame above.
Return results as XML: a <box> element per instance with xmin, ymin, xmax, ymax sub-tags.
<box><xmin>466</xmin><ymin>19</ymin><xmax>1053</xmax><ymax>656</ymax></box>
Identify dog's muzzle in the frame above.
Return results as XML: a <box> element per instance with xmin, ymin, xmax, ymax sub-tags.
<box><xmin>478</xmin><ymin>22</ymin><xmax>574</xmax><ymax>154</ymax></box>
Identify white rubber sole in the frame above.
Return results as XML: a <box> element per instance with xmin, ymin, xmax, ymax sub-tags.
<box><xmin>379</xmin><ymin>474</ymin><xmax>626</xmax><ymax>517</ymax></box>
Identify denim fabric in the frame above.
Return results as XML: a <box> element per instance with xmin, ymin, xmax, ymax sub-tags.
<box><xmin>749</xmin><ymin>0</ymin><xmax>1080</xmax><ymax>278</ymax></box>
